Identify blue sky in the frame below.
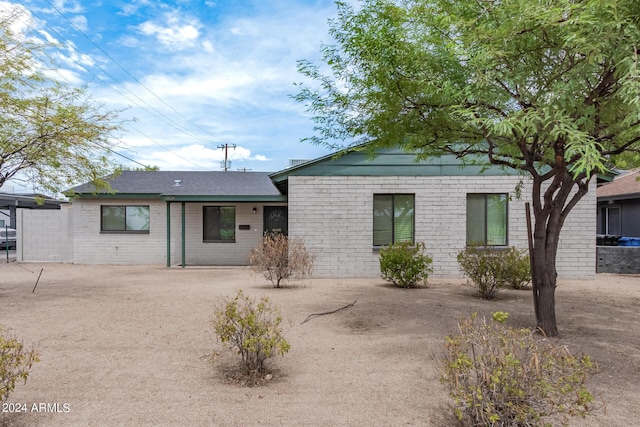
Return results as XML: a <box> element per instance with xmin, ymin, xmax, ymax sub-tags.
<box><xmin>3</xmin><ymin>0</ymin><xmax>342</xmax><ymax>177</ymax></box>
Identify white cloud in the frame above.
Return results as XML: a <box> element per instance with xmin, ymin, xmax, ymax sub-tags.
<box><xmin>21</xmin><ymin>0</ymin><xmax>339</xmax><ymax>172</ymax></box>
<box><xmin>70</xmin><ymin>15</ymin><xmax>88</xmax><ymax>32</ymax></box>
<box><xmin>43</xmin><ymin>67</ymin><xmax>83</xmax><ymax>85</ymax></box>
<box><xmin>50</xmin><ymin>0</ymin><xmax>84</xmax><ymax>14</ymax></box>
<box><xmin>137</xmin><ymin>11</ymin><xmax>201</xmax><ymax>50</ymax></box>
<box><xmin>136</xmin><ymin>144</ymin><xmax>268</xmax><ymax>171</ymax></box>
<box><xmin>118</xmin><ymin>0</ymin><xmax>151</xmax><ymax>17</ymax></box>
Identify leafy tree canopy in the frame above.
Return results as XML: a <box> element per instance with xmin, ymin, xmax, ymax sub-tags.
<box><xmin>0</xmin><ymin>6</ymin><xmax>125</xmax><ymax>195</ymax></box>
<box><xmin>295</xmin><ymin>0</ymin><xmax>640</xmax><ymax>336</ymax></box>
<box><xmin>296</xmin><ymin>0</ymin><xmax>640</xmax><ymax>173</ymax></box>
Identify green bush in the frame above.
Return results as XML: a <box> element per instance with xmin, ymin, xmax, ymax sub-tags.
<box><xmin>457</xmin><ymin>246</ymin><xmax>531</xmax><ymax>299</ymax></box>
<box><xmin>1</xmin><ymin>326</ymin><xmax>39</xmax><ymax>403</ymax></box>
<box><xmin>502</xmin><ymin>247</ymin><xmax>531</xmax><ymax>290</ymax></box>
<box><xmin>379</xmin><ymin>241</ymin><xmax>433</xmax><ymax>288</ymax></box>
<box><xmin>440</xmin><ymin>313</ymin><xmax>598</xmax><ymax>427</ymax></box>
<box><xmin>212</xmin><ymin>290</ymin><xmax>290</xmax><ymax>376</ymax></box>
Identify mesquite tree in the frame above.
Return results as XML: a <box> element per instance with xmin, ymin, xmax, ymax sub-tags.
<box><xmin>0</xmin><ymin>6</ymin><xmax>123</xmax><ymax>195</ymax></box>
<box><xmin>295</xmin><ymin>0</ymin><xmax>640</xmax><ymax>336</ymax></box>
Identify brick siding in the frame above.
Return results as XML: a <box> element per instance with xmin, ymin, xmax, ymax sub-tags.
<box><xmin>288</xmin><ymin>176</ymin><xmax>595</xmax><ymax>279</ymax></box>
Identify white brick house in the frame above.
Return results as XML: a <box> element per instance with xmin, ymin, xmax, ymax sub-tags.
<box><xmin>17</xmin><ymin>147</ymin><xmax>596</xmax><ymax>279</ymax></box>
<box><xmin>270</xmin><ymin>148</ymin><xmax>595</xmax><ymax>279</ymax></box>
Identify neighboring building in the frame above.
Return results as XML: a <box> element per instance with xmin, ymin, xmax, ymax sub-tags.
<box><xmin>0</xmin><ymin>192</ymin><xmax>67</xmax><ymax>229</ymax></box>
<box><xmin>596</xmin><ymin>168</ymin><xmax>640</xmax><ymax>238</ymax></box>
<box><xmin>17</xmin><ymin>147</ymin><xmax>596</xmax><ymax>279</ymax></box>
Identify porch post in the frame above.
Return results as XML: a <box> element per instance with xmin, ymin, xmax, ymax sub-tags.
<box><xmin>166</xmin><ymin>202</ymin><xmax>171</xmax><ymax>267</ymax></box>
<box><xmin>181</xmin><ymin>202</ymin><xmax>186</xmax><ymax>268</ymax></box>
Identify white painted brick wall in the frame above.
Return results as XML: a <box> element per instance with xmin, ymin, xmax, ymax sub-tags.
<box><xmin>16</xmin><ymin>206</ymin><xmax>73</xmax><ymax>262</ymax></box>
<box><xmin>175</xmin><ymin>202</ymin><xmax>284</xmax><ymax>266</ymax></box>
<box><xmin>72</xmin><ymin>199</ymin><xmax>167</xmax><ymax>265</ymax></box>
<box><xmin>288</xmin><ymin>176</ymin><xmax>595</xmax><ymax>279</ymax></box>
<box><xmin>71</xmin><ymin>199</ymin><xmax>284</xmax><ymax>266</ymax></box>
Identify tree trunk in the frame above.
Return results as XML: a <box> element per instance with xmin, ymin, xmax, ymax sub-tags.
<box><xmin>529</xmin><ymin>168</ymin><xmax>590</xmax><ymax>337</ymax></box>
<box><xmin>534</xmin><ymin>273</ymin><xmax>558</xmax><ymax>336</ymax></box>
<box><xmin>531</xmin><ymin>233</ymin><xmax>560</xmax><ymax>337</ymax></box>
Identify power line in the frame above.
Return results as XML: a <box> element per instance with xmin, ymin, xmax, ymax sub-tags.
<box><xmin>5</xmin><ymin>9</ymin><xmax>207</xmax><ymax>170</ymax></box>
<box><xmin>104</xmin><ymin>147</ymin><xmax>152</xmax><ymax>169</ymax></box>
<box><xmin>37</xmin><ymin>0</ymin><xmax>230</xmax><ymax>146</ymax></box>
<box><xmin>7</xmin><ymin>0</ymin><xmax>231</xmax><ymax>171</ymax></box>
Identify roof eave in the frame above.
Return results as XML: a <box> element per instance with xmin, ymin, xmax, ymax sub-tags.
<box><xmin>597</xmin><ymin>192</ymin><xmax>640</xmax><ymax>202</ymax></box>
<box><xmin>70</xmin><ymin>193</ymin><xmax>287</xmax><ymax>202</ymax></box>
<box><xmin>70</xmin><ymin>193</ymin><xmax>162</xmax><ymax>200</ymax></box>
<box><xmin>161</xmin><ymin>195</ymin><xmax>287</xmax><ymax>202</ymax></box>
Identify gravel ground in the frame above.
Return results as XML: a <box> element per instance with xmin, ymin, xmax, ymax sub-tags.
<box><xmin>1</xmin><ymin>263</ymin><xmax>639</xmax><ymax>426</ymax></box>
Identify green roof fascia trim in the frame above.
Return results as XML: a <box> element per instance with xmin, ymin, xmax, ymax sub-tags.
<box><xmin>161</xmin><ymin>195</ymin><xmax>288</xmax><ymax>202</ymax></box>
<box><xmin>269</xmin><ymin>148</ymin><xmax>515</xmax><ymax>185</ymax></box>
<box><xmin>596</xmin><ymin>172</ymin><xmax>615</xmax><ymax>183</ymax></box>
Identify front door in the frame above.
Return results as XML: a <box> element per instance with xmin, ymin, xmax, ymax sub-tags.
<box><xmin>263</xmin><ymin>206</ymin><xmax>288</xmax><ymax>235</ymax></box>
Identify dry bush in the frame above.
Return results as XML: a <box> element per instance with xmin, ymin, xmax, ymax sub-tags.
<box><xmin>440</xmin><ymin>313</ymin><xmax>599</xmax><ymax>426</ymax></box>
<box><xmin>248</xmin><ymin>234</ymin><xmax>315</xmax><ymax>288</ymax></box>
<box><xmin>1</xmin><ymin>326</ymin><xmax>39</xmax><ymax>403</ymax></box>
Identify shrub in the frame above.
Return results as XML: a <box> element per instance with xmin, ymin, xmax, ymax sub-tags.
<box><xmin>248</xmin><ymin>233</ymin><xmax>315</xmax><ymax>288</ymax></box>
<box><xmin>456</xmin><ymin>246</ymin><xmax>531</xmax><ymax>299</ymax></box>
<box><xmin>1</xmin><ymin>326</ymin><xmax>39</xmax><ymax>403</ymax></box>
<box><xmin>379</xmin><ymin>241</ymin><xmax>433</xmax><ymax>288</ymax></box>
<box><xmin>502</xmin><ymin>247</ymin><xmax>531</xmax><ymax>290</ymax></box>
<box><xmin>212</xmin><ymin>290</ymin><xmax>290</xmax><ymax>376</ymax></box>
<box><xmin>440</xmin><ymin>313</ymin><xmax>598</xmax><ymax>427</ymax></box>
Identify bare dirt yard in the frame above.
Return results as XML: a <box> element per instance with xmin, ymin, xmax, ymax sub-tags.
<box><xmin>0</xmin><ymin>263</ymin><xmax>639</xmax><ymax>426</ymax></box>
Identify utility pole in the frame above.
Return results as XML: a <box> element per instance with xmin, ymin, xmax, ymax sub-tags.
<box><xmin>217</xmin><ymin>144</ymin><xmax>236</xmax><ymax>171</ymax></box>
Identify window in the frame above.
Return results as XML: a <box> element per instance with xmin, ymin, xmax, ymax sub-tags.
<box><xmin>466</xmin><ymin>194</ymin><xmax>507</xmax><ymax>246</ymax></box>
<box><xmin>603</xmin><ymin>206</ymin><xmax>621</xmax><ymax>235</ymax></box>
<box><xmin>101</xmin><ymin>206</ymin><xmax>150</xmax><ymax>233</ymax></box>
<box><xmin>203</xmin><ymin>206</ymin><xmax>236</xmax><ymax>242</ymax></box>
<box><xmin>373</xmin><ymin>194</ymin><xmax>415</xmax><ymax>246</ymax></box>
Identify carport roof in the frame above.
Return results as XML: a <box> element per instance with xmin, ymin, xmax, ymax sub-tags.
<box><xmin>68</xmin><ymin>171</ymin><xmax>285</xmax><ymax>201</ymax></box>
<box><xmin>0</xmin><ymin>193</ymin><xmax>67</xmax><ymax>210</ymax></box>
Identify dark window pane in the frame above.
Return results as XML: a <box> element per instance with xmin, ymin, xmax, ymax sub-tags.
<box><xmin>373</xmin><ymin>194</ymin><xmax>414</xmax><ymax>246</ymax></box>
<box><xmin>102</xmin><ymin>206</ymin><xmax>126</xmax><ymax>231</ymax></box>
<box><xmin>373</xmin><ymin>195</ymin><xmax>393</xmax><ymax>246</ymax></box>
<box><xmin>606</xmin><ymin>207</ymin><xmax>621</xmax><ymax>235</ymax></box>
<box><xmin>203</xmin><ymin>206</ymin><xmax>235</xmax><ymax>242</ymax></box>
<box><xmin>466</xmin><ymin>195</ymin><xmax>485</xmax><ymax>245</ymax></box>
<box><xmin>219</xmin><ymin>207</ymin><xmax>236</xmax><ymax>240</ymax></box>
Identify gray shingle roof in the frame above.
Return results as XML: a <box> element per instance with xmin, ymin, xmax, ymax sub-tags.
<box><xmin>69</xmin><ymin>171</ymin><xmax>282</xmax><ymax>197</ymax></box>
